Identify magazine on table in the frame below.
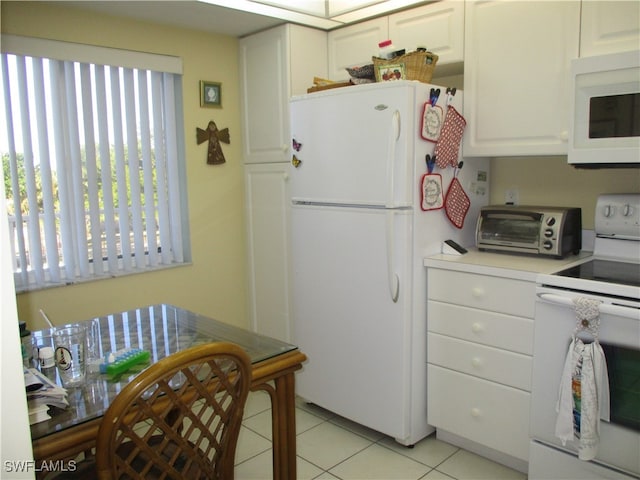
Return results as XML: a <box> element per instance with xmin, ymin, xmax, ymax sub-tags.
<box><xmin>24</xmin><ymin>367</ymin><xmax>69</xmax><ymax>424</ymax></box>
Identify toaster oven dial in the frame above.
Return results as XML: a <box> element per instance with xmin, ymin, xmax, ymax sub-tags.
<box><xmin>546</xmin><ymin>216</ymin><xmax>556</xmax><ymax>226</ymax></box>
<box><xmin>543</xmin><ymin>240</ymin><xmax>554</xmax><ymax>250</ymax></box>
<box><xmin>544</xmin><ymin>228</ymin><xmax>554</xmax><ymax>238</ymax></box>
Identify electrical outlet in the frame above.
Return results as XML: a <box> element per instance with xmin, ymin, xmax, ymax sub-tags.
<box><xmin>505</xmin><ymin>188</ymin><xmax>519</xmax><ymax>205</ymax></box>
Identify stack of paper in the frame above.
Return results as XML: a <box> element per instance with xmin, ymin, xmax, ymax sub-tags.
<box><xmin>24</xmin><ymin>368</ymin><xmax>69</xmax><ymax>424</ymax></box>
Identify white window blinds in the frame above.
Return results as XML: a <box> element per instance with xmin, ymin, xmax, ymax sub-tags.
<box><xmin>1</xmin><ymin>36</ymin><xmax>190</xmax><ymax>292</ymax></box>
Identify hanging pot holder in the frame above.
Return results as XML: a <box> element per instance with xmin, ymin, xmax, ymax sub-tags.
<box><xmin>420</xmin><ymin>155</ymin><xmax>444</xmax><ymax>211</ymax></box>
<box><xmin>434</xmin><ymin>106</ymin><xmax>466</xmax><ymax>168</ymax></box>
<box><xmin>421</xmin><ymin>104</ymin><xmax>444</xmax><ymax>142</ymax></box>
<box><xmin>444</xmin><ymin>172</ymin><xmax>470</xmax><ymax>229</ymax></box>
<box><xmin>420</xmin><ymin>88</ymin><xmax>443</xmax><ymax>142</ymax></box>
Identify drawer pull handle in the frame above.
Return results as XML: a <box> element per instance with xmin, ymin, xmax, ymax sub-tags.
<box><xmin>471</xmin><ymin>357</ymin><xmax>483</xmax><ymax>368</ymax></box>
<box><xmin>471</xmin><ymin>408</ymin><xmax>481</xmax><ymax>418</ymax></box>
<box><xmin>471</xmin><ymin>323</ymin><xmax>484</xmax><ymax>333</ymax></box>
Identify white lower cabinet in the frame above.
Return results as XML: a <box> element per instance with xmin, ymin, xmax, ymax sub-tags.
<box><xmin>428</xmin><ymin>364</ymin><xmax>531</xmax><ymax>461</ymax></box>
<box><xmin>427</xmin><ymin>267</ymin><xmax>535</xmax><ymax>467</ymax></box>
<box><xmin>244</xmin><ymin>163</ymin><xmax>291</xmax><ymax>342</ymax></box>
<box><xmin>428</xmin><ymin>333</ymin><xmax>532</xmax><ymax>391</ymax></box>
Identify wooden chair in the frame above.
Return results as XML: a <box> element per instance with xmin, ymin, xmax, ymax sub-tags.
<box><xmin>61</xmin><ymin>342</ymin><xmax>251</xmax><ymax>480</ymax></box>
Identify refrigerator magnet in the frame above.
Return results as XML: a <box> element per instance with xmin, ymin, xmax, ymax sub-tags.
<box><xmin>420</xmin><ymin>173</ymin><xmax>444</xmax><ymax>211</ymax></box>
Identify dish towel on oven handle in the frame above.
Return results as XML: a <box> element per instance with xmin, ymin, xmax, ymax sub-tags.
<box><xmin>555</xmin><ymin>297</ymin><xmax>610</xmax><ymax>461</ymax></box>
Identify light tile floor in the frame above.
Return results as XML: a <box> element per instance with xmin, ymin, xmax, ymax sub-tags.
<box><xmin>235</xmin><ymin>390</ymin><xmax>528</xmax><ymax>480</ymax></box>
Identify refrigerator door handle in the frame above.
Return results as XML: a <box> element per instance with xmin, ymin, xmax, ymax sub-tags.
<box><xmin>386</xmin><ymin>210</ymin><xmax>400</xmax><ymax>303</ymax></box>
<box><xmin>386</xmin><ymin>110</ymin><xmax>401</xmax><ymax>208</ymax></box>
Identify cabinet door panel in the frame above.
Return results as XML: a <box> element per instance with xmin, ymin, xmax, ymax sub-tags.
<box><xmin>463</xmin><ymin>0</ymin><xmax>580</xmax><ymax>156</ymax></box>
<box><xmin>428</xmin><ymin>301</ymin><xmax>534</xmax><ymax>355</ymax></box>
<box><xmin>389</xmin><ymin>0</ymin><xmax>463</xmax><ymax>69</ymax></box>
<box><xmin>244</xmin><ymin>163</ymin><xmax>291</xmax><ymax>342</ymax></box>
<box><xmin>239</xmin><ymin>27</ymin><xmax>289</xmax><ymax>164</ymax></box>
<box><xmin>428</xmin><ymin>333</ymin><xmax>532</xmax><ymax>391</ymax></box>
<box><xmin>328</xmin><ymin>17</ymin><xmax>387</xmax><ymax>80</ymax></box>
<box><xmin>427</xmin><ymin>268</ymin><xmax>535</xmax><ymax>318</ymax></box>
<box><xmin>428</xmin><ymin>365</ymin><xmax>530</xmax><ymax>461</ymax></box>
<box><xmin>580</xmin><ymin>1</ymin><xmax>640</xmax><ymax>56</ymax></box>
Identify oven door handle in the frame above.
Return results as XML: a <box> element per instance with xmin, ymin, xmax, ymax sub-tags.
<box><xmin>537</xmin><ymin>293</ymin><xmax>640</xmax><ymax>320</ymax></box>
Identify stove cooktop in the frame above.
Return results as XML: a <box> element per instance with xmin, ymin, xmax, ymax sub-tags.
<box><xmin>555</xmin><ymin>259</ymin><xmax>640</xmax><ymax>288</ymax></box>
<box><xmin>539</xmin><ymin>194</ymin><xmax>640</xmax><ymax>299</ymax></box>
<box><xmin>539</xmin><ymin>257</ymin><xmax>640</xmax><ymax>300</ymax></box>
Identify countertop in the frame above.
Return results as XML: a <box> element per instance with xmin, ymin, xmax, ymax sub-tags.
<box><xmin>424</xmin><ymin>248</ymin><xmax>593</xmax><ymax>282</ymax></box>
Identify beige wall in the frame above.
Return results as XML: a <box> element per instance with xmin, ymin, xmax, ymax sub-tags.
<box><xmin>490</xmin><ymin>157</ymin><xmax>640</xmax><ymax>230</ymax></box>
<box><xmin>1</xmin><ymin>2</ymin><xmax>249</xmax><ymax>329</ymax></box>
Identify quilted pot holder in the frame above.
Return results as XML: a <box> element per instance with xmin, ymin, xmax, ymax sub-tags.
<box><xmin>421</xmin><ymin>103</ymin><xmax>444</xmax><ymax>142</ymax></box>
<box><xmin>444</xmin><ymin>174</ymin><xmax>470</xmax><ymax>229</ymax></box>
<box><xmin>420</xmin><ymin>88</ymin><xmax>443</xmax><ymax>142</ymax></box>
<box><xmin>434</xmin><ymin>106</ymin><xmax>466</xmax><ymax>169</ymax></box>
<box><xmin>420</xmin><ymin>154</ymin><xmax>443</xmax><ymax>211</ymax></box>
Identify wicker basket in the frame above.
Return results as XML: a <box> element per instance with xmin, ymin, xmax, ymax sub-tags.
<box><xmin>372</xmin><ymin>51</ymin><xmax>438</xmax><ymax>83</ymax></box>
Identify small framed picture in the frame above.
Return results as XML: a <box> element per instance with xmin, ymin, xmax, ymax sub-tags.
<box><xmin>200</xmin><ymin>81</ymin><xmax>222</xmax><ymax>108</ymax></box>
<box><xmin>375</xmin><ymin>63</ymin><xmax>406</xmax><ymax>82</ymax></box>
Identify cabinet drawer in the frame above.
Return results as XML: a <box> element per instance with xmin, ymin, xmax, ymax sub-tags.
<box><xmin>428</xmin><ymin>365</ymin><xmax>530</xmax><ymax>461</ymax></box>
<box><xmin>428</xmin><ymin>301</ymin><xmax>534</xmax><ymax>355</ymax></box>
<box><xmin>428</xmin><ymin>333</ymin><xmax>532</xmax><ymax>391</ymax></box>
<box><xmin>428</xmin><ymin>269</ymin><xmax>535</xmax><ymax>317</ymax></box>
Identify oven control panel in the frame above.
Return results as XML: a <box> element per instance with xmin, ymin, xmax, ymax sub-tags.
<box><xmin>595</xmin><ymin>193</ymin><xmax>640</xmax><ymax>240</ymax></box>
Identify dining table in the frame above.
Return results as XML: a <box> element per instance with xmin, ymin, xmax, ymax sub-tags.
<box><xmin>29</xmin><ymin>303</ymin><xmax>307</xmax><ymax>479</ymax></box>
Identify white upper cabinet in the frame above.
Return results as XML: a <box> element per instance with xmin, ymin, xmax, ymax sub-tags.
<box><xmin>239</xmin><ymin>24</ymin><xmax>327</xmax><ymax>164</ymax></box>
<box><xmin>462</xmin><ymin>0</ymin><xmax>580</xmax><ymax>157</ymax></box>
<box><xmin>256</xmin><ymin>0</ymin><xmax>327</xmax><ymax>16</ymax></box>
<box><xmin>240</xmin><ymin>27</ymin><xmax>289</xmax><ymax>164</ymax></box>
<box><xmin>255</xmin><ymin>0</ymin><xmax>386</xmax><ymax>17</ymax></box>
<box><xmin>328</xmin><ymin>0</ymin><xmax>380</xmax><ymax>16</ymax></box>
<box><xmin>328</xmin><ymin>16</ymin><xmax>388</xmax><ymax>80</ymax></box>
<box><xmin>328</xmin><ymin>0</ymin><xmax>464</xmax><ymax>81</ymax></box>
<box><xmin>389</xmin><ymin>0</ymin><xmax>464</xmax><ymax>74</ymax></box>
<box><xmin>580</xmin><ymin>1</ymin><xmax>640</xmax><ymax>57</ymax></box>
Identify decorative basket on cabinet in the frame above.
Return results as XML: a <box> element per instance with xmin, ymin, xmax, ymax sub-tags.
<box><xmin>372</xmin><ymin>50</ymin><xmax>438</xmax><ymax>83</ymax></box>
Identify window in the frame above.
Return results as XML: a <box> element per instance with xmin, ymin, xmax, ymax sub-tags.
<box><xmin>1</xmin><ymin>35</ymin><xmax>190</xmax><ymax>292</ymax></box>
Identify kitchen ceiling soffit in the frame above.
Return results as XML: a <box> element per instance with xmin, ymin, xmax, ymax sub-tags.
<box><xmin>198</xmin><ymin>0</ymin><xmax>433</xmax><ymax>31</ymax></box>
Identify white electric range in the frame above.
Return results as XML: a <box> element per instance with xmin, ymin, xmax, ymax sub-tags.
<box><xmin>531</xmin><ymin>193</ymin><xmax>640</xmax><ymax>479</ymax></box>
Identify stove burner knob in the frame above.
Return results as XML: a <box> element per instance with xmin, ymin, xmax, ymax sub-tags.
<box><xmin>543</xmin><ymin>240</ymin><xmax>553</xmax><ymax>250</ymax></box>
<box><xmin>544</xmin><ymin>228</ymin><xmax>554</xmax><ymax>238</ymax></box>
<box><xmin>603</xmin><ymin>205</ymin><xmax>616</xmax><ymax>217</ymax></box>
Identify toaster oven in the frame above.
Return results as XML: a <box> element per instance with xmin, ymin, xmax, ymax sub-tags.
<box><xmin>476</xmin><ymin>206</ymin><xmax>582</xmax><ymax>258</ymax></box>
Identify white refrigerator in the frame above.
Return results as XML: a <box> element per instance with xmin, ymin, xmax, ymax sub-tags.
<box><xmin>289</xmin><ymin>81</ymin><xmax>489</xmax><ymax>446</ymax></box>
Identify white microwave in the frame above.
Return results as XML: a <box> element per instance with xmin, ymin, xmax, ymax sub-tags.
<box><xmin>568</xmin><ymin>50</ymin><xmax>640</xmax><ymax>167</ymax></box>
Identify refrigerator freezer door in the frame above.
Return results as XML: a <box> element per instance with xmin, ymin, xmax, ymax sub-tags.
<box><xmin>291</xmin><ymin>203</ymin><xmax>413</xmax><ymax>439</ymax></box>
<box><xmin>290</xmin><ymin>83</ymin><xmax>415</xmax><ymax>207</ymax></box>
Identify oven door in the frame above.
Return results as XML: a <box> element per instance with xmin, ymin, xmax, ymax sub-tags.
<box><xmin>476</xmin><ymin>211</ymin><xmax>543</xmax><ymax>254</ymax></box>
<box><xmin>531</xmin><ymin>286</ymin><xmax>640</xmax><ymax>477</ymax></box>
